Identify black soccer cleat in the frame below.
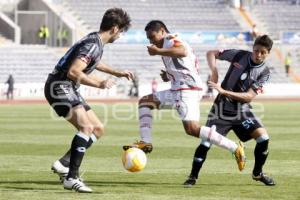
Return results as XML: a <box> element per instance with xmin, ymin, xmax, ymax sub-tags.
<box><xmin>183</xmin><ymin>175</ymin><xmax>197</xmax><ymax>188</ymax></box>
<box><xmin>252</xmin><ymin>172</ymin><xmax>276</xmax><ymax>186</ymax></box>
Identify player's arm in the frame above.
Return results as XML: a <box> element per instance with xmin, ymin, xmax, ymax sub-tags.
<box><xmin>96</xmin><ymin>61</ymin><xmax>134</xmax><ymax>80</ymax></box>
<box><xmin>67</xmin><ymin>58</ymin><xmax>115</xmax><ymax>89</ymax></box>
<box><xmin>206</xmin><ymin>50</ymin><xmax>220</xmax><ymax>83</ymax></box>
<box><xmin>147</xmin><ymin>44</ymin><xmax>187</xmax><ymax>58</ymax></box>
<box><xmin>208</xmin><ymin>81</ymin><xmax>257</xmax><ymax>103</ymax></box>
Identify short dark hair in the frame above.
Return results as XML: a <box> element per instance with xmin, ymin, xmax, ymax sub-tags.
<box><xmin>144</xmin><ymin>20</ymin><xmax>170</xmax><ymax>33</ymax></box>
<box><xmin>100</xmin><ymin>8</ymin><xmax>131</xmax><ymax>32</ymax></box>
<box><xmin>254</xmin><ymin>35</ymin><xmax>273</xmax><ymax>51</ymax></box>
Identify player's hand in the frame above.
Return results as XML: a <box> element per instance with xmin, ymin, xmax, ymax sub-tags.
<box><xmin>99</xmin><ymin>79</ymin><xmax>116</xmax><ymax>89</ymax></box>
<box><xmin>147</xmin><ymin>45</ymin><xmax>160</xmax><ymax>56</ymax></box>
<box><xmin>160</xmin><ymin>70</ymin><xmax>169</xmax><ymax>82</ymax></box>
<box><xmin>208</xmin><ymin>81</ymin><xmax>225</xmax><ymax>94</ymax></box>
<box><xmin>118</xmin><ymin>70</ymin><xmax>135</xmax><ymax>80</ymax></box>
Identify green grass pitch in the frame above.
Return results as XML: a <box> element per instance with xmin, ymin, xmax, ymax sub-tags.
<box><xmin>0</xmin><ymin>101</ymin><xmax>299</xmax><ymax>200</ymax></box>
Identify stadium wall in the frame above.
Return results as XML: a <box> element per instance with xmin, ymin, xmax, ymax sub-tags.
<box><xmin>0</xmin><ymin>11</ymin><xmax>20</xmax><ymax>43</ymax></box>
<box><xmin>1</xmin><ymin>83</ymin><xmax>300</xmax><ymax>100</ymax></box>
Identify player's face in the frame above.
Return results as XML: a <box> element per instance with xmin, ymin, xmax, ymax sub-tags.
<box><xmin>146</xmin><ymin>29</ymin><xmax>164</xmax><ymax>47</ymax></box>
<box><xmin>252</xmin><ymin>45</ymin><xmax>270</xmax><ymax>64</ymax></box>
<box><xmin>109</xmin><ymin>27</ymin><xmax>124</xmax><ymax>43</ymax></box>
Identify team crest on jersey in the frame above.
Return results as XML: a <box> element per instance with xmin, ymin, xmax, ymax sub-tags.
<box><xmin>240</xmin><ymin>73</ymin><xmax>248</xmax><ymax>80</ymax></box>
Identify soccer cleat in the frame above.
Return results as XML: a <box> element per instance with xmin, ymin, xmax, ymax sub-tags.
<box><xmin>252</xmin><ymin>172</ymin><xmax>276</xmax><ymax>186</ymax></box>
<box><xmin>234</xmin><ymin>141</ymin><xmax>246</xmax><ymax>171</ymax></box>
<box><xmin>123</xmin><ymin>141</ymin><xmax>153</xmax><ymax>153</ymax></box>
<box><xmin>183</xmin><ymin>175</ymin><xmax>197</xmax><ymax>188</ymax></box>
<box><xmin>51</xmin><ymin>160</ymin><xmax>69</xmax><ymax>182</ymax></box>
<box><xmin>63</xmin><ymin>178</ymin><xmax>92</xmax><ymax>193</ymax></box>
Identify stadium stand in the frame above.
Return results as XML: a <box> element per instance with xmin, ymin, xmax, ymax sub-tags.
<box><xmin>0</xmin><ymin>0</ymin><xmax>298</xmax><ymax>99</ymax></box>
<box><xmin>103</xmin><ymin>43</ymin><xmax>291</xmax><ymax>84</ymax></box>
<box><xmin>0</xmin><ymin>45</ymin><xmax>60</xmax><ymax>83</ymax></box>
<box><xmin>252</xmin><ymin>0</ymin><xmax>300</xmax><ymax>39</ymax></box>
<box><xmin>63</xmin><ymin>0</ymin><xmax>241</xmax><ymax>31</ymax></box>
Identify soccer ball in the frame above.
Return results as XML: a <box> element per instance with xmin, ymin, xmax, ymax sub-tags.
<box><xmin>122</xmin><ymin>147</ymin><xmax>147</xmax><ymax>172</ymax></box>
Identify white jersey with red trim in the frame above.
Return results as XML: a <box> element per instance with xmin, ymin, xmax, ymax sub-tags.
<box><xmin>161</xmin><ymin>34</ymin><xmax>202</xmax><ymax>91</ymax></box>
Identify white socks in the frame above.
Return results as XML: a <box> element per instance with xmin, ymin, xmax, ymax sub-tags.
<box><xmin>90</xmin><ymin>133</ymin><xmax>98</xmax><ymax>143</ymax></box>
<box><xmin>139</xmin><ymin>107</ymin><xmax>152</xmax><ymax>143</ymax></box>
<box><xmin>199</xmin><ymin>125</ymin><xmax>237</xmax><ymax>153</ymax></box>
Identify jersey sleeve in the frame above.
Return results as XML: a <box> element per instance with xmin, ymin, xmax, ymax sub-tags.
<box><xmin>165</xmin><ymin>35</ymin><xmax>184</xmax><ymax>48</ymax></box>
<box><xmin>217</xmin><ymin>49</ymin><xmax>240</xmax><ymax>62</ymax></box>
<box><xmin>251</xmin><ymin>68</ymin><xmax>270</xmax><ymax>94</ymax></box>
<box><xmin>76</xmin><ymin>42</ymin><xmax>97</xmax><ymax>65</ymax></box>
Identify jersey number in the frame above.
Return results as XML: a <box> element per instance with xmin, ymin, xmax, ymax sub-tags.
<box><xmin>242</xmin><ymin>119</ymin><xmax>254</xmax><ymax>129</ymax></box>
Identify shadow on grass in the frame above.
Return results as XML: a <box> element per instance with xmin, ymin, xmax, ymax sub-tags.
<box><xmin>86</xmin><ymin>180</ymin><xmax>257</xmax><ymax>188</ymax></box>
<box><xmin>0</xmin><ymin>180</ymin><xmax>60</xmax><ymax>191</ymax></box>
<box><xmin>0</xmin><ymin>180</ymin><xmax>260</xmax><ymax>192</ymax></box>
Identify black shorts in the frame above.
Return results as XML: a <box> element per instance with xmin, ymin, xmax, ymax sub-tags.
<box><xmin>206</xmin><ymin>107</ymin><xmax>263</xmax><ymax>142</ymax></box>
<box><xmin>44</xmin><ymin>74</ymin><xmax>91</xmax><ymax>117</ymax></box>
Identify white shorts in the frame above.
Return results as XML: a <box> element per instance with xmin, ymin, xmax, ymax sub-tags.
<box><xmin>154</xmin><ymin>89</ymin><xmax>202</xmax><ymax>121</ymax></box>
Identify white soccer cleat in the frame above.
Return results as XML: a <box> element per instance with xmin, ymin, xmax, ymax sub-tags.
<box><xmin>51</xmin><ymin>160</ymin><xmax>69</xmax><ymax>181</ymax></box>
<box><xmin>63</xmin><ymin>178</ymin><xmax>92</xmax><ymax>193</ymax></box>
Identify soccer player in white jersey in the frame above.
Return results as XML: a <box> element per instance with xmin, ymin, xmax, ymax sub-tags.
<box><xmin>123</xmin><ymin>20</ymin><xmax>245</xmax><ymax>171</ymax></box>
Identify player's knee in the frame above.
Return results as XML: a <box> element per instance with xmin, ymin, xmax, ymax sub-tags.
<box><xmin>80</xmin><ymin>124</ymin><xmax>94</xmax><ymax>135</ymax></box>
<box><xmin>184</xmin><ymin>123</ymin><xmax>200</xmax><ymax>137</ymax></box>
<box><xmin>93</xmin><ymin>124</ymin><xmax>105</xmax><ymax>138</ymax></box>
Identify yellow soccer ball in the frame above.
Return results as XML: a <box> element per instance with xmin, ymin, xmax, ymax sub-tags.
<box><xmin>122</xmin><ymin>147</ymin><xmax>147</xmax><ymax>172</ymax></box>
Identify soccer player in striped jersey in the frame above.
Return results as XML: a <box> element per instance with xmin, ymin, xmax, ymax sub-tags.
<box><xmin>123</xmin><ymin>20</ymin><xmax>246</xmax><ymax>171</ymax></box>
<box><xmin>184</xmin><ymin>35</ymin><xmax>275</xmax><ymax>187</ymax></box>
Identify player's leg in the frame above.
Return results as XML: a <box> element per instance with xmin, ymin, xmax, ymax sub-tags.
<box><xmin>138</xmin><ymin>94</ymin><xmax>160</xmax><ymax>143</ymax></box>
<box><xmin>56</xmin><ymin>108</ymin><xmax>103</xmax><ymax>170</ymax></box>
<box><xmin>182</xmin><ymin>122</ymin><xmax>240</xmax><ymax>153</ymax></box>
<box><xmin>86</xmin><ymin>108</ymin><xmax>104</xmax><ymax>144</ymax></box>
<box><xmin>6</xmin><ymin>89</ymin><xmax>9</xmax><ymax>100</ymax></box>
<box><xmin>44</xmin><ymin>79</ymin><xmax>92</xmax><ymax>192</ymax></box>
<box><xmin>234</xmin><ymin>112</ymin><xmax>275</xmax><ymax>186</ymax></box>
<box><xmin>183</xmin><ymin>140</ymin><xmax>211</xmax><ymax>187</ymax></box>
<box><xmin>123</xmin><ymin>91</ymin><xmax>167</xmax><ymax>153</ymax></box>
<box><xmin>63</xmin><ymin>105</ymin><xmax>93</xmax><ymax>192</ymax></box>
<box><xmin>178</xmin><ymin>91</ymin><xmax>240</xmax><ymax>154</ymax></box>
<box><xmin>251</xmin><ymin>128</ymin><xmax>275</xmax><ymax>186</ymax></box>
<box><xmin>11</xmin><ymin>89</ymin><xmax>14</xmax><ymax>100</ymax></box>
<box><xmin>179</xmin><ymin>96</ymin><xmax>245</xmax><ymax>171</ymax></box>
<box><xmin>183</xmin><ymin>119</ymin><xmax>233</xmax><ymax>187</ymax></box>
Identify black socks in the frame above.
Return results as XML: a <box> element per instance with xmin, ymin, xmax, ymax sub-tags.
<box><xmin>67</xmin><ymin>133</ymin><xmax>89</xmax><ymax>179</ymax></box>
<box><xmin>190</xmin><ymin>144</ymin><xmax>210</xmax><ymax>179</ymax></box>
<box><xmin>253</xmin><ymin>139</ymin><xmax>269</xmax><ymax>176</ymax></box>
<box><xmin>59</xmin><ymin>136</ymin><xmax>96</xmax><ymax>168</ymax></box>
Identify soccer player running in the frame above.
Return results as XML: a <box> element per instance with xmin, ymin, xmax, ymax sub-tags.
<box><xmin>184</xmin><ymin>35</ymin><xmax>276</xmax><ymax>187</ymax></box>
<box><xmin>44</xmin><ymin>8</ymin><xmax>133</xmax><ymax>193</ymax></box>
<box><xmin>123</xmin><ymin>20</ymin><xmax>245</xmax><ymax>171</ymax></box>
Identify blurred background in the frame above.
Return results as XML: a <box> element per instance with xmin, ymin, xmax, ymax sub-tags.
<box><xmin>0</xmin><ymin>0</ymin><xmax>299</xmax><ymax>100</ymax></box>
